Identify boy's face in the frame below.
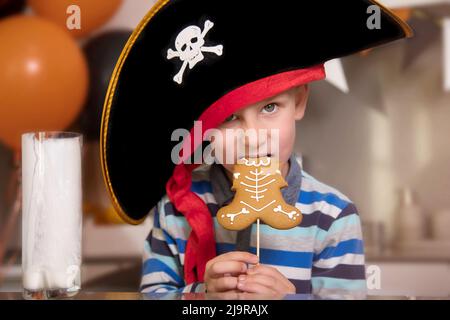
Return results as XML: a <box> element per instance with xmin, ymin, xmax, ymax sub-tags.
<box><xmin>212</xmin><ymin>85</ymin><xmax>309</xmax><ymax>176</ymax></box>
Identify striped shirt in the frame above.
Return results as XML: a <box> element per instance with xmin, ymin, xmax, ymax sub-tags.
<box><xmin>140</xmin><ymin>155</ymin><xmax>367</xmax><ymax>297</ymax></box>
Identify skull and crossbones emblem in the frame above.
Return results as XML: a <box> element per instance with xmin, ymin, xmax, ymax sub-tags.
<box><xmin>167</xmin><ymin>20</ymin><xmax>223</xmax><ymax>84</ymax></box>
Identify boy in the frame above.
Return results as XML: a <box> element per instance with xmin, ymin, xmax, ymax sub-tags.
<box><xmin>99</xmin><ymin>0</ymin><xmax>412</xmax><ymax>298</ymax></box>
<box><xmin>142</xmin><ymin>84</ymin><xmax>366</xmax><ymax>297</ymax></box>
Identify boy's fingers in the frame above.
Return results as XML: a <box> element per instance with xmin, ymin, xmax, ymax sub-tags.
<box><xmin>239</xmin><ymin>274</ymin><xmax>287</xmax><ymax>294</ymax></box>
<box><xmin>209</xmin><ymin>261</ymin><xmax>247</xmax><ymax>278</ymax></box>
<box><xmin>237</xmin><ymin>280</ymin><xmax>277</xmax><ymax>295</ymax></box>
<box><xmin>224</xmin><ymin>272</ymin><xmax>246</xmax><ymax>277</ymax></box>
<box><xmin>239</xmin><ymin>274</ymin><xmax>275</xmax><ymax>288</ymax></box>
<box><xmin>213</xmin><ymin>251</ymin><xmax>259</xmax><ymax>264</ymax></box>
<box><xmin>247</xmin><ymin>264</ymin><xmax>291</xmax><ymax>288</ymax></box>
<box><xmin>212</xmin><ymin>276</ymin><xmax>238</xmax><ymax>292</ymax></box>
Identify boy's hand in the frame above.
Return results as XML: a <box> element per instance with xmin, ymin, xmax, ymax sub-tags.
<box><xmin>204</xmin><ymin>251</ymin><xmax>259</xmax><ymax>293</ymax></box>
<box><xmin>237</xmin><ymin>264</ymin><xmax>296</xmax><ymax>295</ymax></box>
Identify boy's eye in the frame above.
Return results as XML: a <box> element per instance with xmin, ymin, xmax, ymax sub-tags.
<box><xmin>224</xmin><ymin>114</ymin><xmax>237</xmax><ymax>122</ymax></box>
<box><xmin>262</xmin><ymin>103</ymin><xmax>277</xmax><ymax>113</ymax></box>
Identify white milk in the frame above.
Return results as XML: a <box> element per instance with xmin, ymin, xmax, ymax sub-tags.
<box><xmin>21</xmin><ymin>132</ymin><xmax>82</xmax><ymax>292</ymax></box>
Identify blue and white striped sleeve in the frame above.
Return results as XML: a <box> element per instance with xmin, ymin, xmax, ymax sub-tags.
<box><xmin>311</xmin><ymin>202</ymin><xmax>367</xmax><ymax>298</ymax></box>
<box><xmin>140</xmin><ymin>199</ymin><xmax>206</xmax><ymax>294</ymax></box>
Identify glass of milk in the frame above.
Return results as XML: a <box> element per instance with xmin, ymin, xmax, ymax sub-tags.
<box><xmin>21</xmin><ymin>132</ymin><xmax>83</xmax><ymax>300</ymax></box>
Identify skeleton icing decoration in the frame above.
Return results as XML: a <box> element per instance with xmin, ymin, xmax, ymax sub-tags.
<box><xmin>167</xmin><ymin>19</ymin><xmax>223</xmax><ymax>84</ymax></box>
<box><xmin>217</xmin><ymin>157</ymin><xmax>302</xmax><ymax>231</ymax></box>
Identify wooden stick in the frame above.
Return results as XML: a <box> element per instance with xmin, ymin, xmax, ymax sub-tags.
<box><xmin>256</xmin><ymin>218</ymin><xmax>260</xmax><ymax>262</ymax></box>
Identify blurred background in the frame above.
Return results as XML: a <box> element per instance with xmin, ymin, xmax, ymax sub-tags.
<box><xmin>0</xmin><ymin>0</ymin><xmax>449</xmax><ymax>297</ymax></box>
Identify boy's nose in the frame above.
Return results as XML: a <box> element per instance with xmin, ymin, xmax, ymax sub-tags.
<box><xmin>237</xmin><ymin>123</ymin><xmax>271</xmax><ymax>153</ymax></box>
<box><xmin>241</xmin><ymin>117</ymin><xmax>262</xmax><ymax>131</ymax></box>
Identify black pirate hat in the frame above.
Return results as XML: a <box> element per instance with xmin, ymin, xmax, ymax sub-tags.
<box><xmin>100</xmin><ymin>0</ymin><xmax>412</xmax><ymax>283</ymax></box>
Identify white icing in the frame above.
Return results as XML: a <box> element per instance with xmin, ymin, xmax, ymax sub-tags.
<box><xmin>273</xmin><ymin>205</ymin><xmax>300</xmax><ymax>220</ymax></box>
<box><xmin>241</xmin><ymin>157</ymin><xmax>271</xmax><ymax>167</ymax></box>
<box><xmin>225</xmin><ymin>208</ymin><xmax>250</xmax><ymax>224</ymax></box>
<box><xmin>239</xmin><ymin>200</ymin><xmax>276</xmax><ymax>212</ymax></box>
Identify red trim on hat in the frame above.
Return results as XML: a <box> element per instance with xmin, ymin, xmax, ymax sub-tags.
<box><xmin>166</xmin><ymin>65</ymin><xmax>326</xmax><ymax>284</ymax></box>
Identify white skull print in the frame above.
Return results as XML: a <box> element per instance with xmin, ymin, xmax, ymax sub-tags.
<box><xmin>167</xmin><ymin>19</ymin><xmax>223</xmax><ymax>84</ymax></box>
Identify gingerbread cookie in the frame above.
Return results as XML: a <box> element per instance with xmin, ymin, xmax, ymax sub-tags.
<box><xmin>217</xmin><ymin>157</ymin><xmax>302</xmax><ymax>230</ymax></box>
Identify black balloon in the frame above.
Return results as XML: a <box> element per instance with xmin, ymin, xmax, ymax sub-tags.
<box><xmin>0</xmin><ymin>0</ymin><xmax>26</xmax><ymax>18</ymax></box>
<box><xmin>77</xmin><ymin>30</ymin><xmax>132</xmax><ymax>141</ymax></box>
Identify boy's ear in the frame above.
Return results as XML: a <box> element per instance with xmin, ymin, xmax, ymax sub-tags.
<box><xmin>294</xmin><ymin>85</ymin><xmax>309</xmax><ymax>120</ymax></box>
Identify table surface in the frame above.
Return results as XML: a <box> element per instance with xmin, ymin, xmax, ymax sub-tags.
<box><xmin>0</xmin><ymin>292</ymin><xmax>448</xmax><ymax>300</ymax></box>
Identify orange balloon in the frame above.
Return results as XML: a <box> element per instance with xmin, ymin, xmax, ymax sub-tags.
<box><xmin>0</xmin><ymin>16</ymin><xmax>88</xmax><ymax>151</ymax></box>
<box><xmin>28</xmin><ymin>0</ymin><xmax>123</xmax><ymax>38</ymax></box>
